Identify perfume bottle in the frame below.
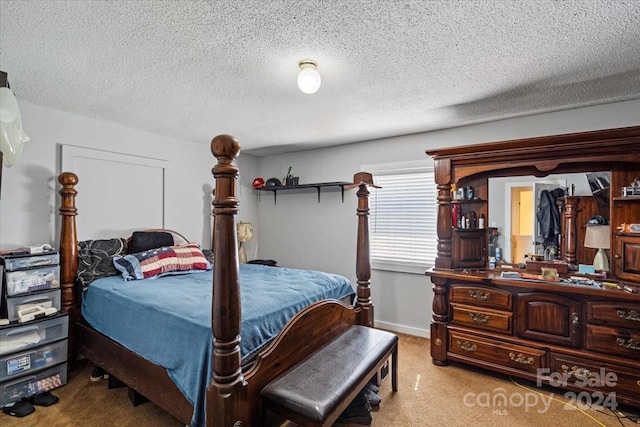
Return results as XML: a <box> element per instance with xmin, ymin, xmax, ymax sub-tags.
<box><xmin>451</xmin><ymin>204</ymin><xmax>460</xmax><ymax>228</ymax></box>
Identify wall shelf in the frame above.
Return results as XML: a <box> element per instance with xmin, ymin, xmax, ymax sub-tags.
<box><xmin>256</xmin><ymin>181</ymin><xmax>352</xmax><ymax>204</ymax></box>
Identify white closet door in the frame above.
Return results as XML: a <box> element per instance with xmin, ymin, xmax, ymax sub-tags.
<box><xmin>61</xmin><ymin>145</ymin><xmax>168</xmax><ymax>240</ymax></box>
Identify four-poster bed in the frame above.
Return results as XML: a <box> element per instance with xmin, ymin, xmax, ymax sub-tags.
<box><xmin>57</xmin><ymin>134</ymin><xmax>377</xmax><ymax>426</ymax></box>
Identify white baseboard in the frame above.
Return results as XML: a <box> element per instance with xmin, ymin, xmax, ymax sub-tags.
<box><xmin>374</xmin><ymin>320</ymin><xmax>430</xmax><ymax>338</ymax></box>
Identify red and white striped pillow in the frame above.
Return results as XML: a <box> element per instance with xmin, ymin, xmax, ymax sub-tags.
<box><xmin>113</xmin><ymin>243</ymin><xmax>211</xmax><ymax>281</ymax></box>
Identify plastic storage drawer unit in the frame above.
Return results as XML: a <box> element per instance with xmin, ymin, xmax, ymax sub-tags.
<box><xmin>0</xmin><ymin>362</ymin><xmax>67</xmax><ymax>406</ymax></box>
<box><xmin>0</xmin><ymin>339</ymin><xmax>68</xmax><ymax>381</ymax></box>
<box><xmin>5</xmin><ymin>265</ymin><xmax>60</xmax><ymax>296</ymax></box>
<box><xmin>5</xmin><ymin>289</ymin><xmax>61</xmax><ymax>322</ymax></box>
<box><xmin>0</xmin><ymin>314</ymin><xmax>69</xmax><ymax>356</ymax></box>
<box><xmin>2</xmin><ymin>253</ymin><xmax>59</xmax><ymax>271</ymax></box>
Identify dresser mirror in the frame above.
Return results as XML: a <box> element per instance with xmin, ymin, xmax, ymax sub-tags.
<box><xmin>489</xmin><ymin>171</ymin><xmax>610</xmax><ymax>265</ymax></box>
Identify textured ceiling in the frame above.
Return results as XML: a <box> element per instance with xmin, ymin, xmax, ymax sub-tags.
<box><xmin>1</xmin><ymin>0</ymin><xmax>639</xmax><ymax>156</ymax></box>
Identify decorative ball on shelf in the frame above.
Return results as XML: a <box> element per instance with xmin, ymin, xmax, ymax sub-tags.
<box><xmin>252</xmin><ymin>177</ymin><xmax>265</xmax><ymax>189</ymax></box>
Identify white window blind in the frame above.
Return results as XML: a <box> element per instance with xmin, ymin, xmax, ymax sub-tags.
<box><xmin>370</xmin><ymin>168</ymin><xmax>437</xmax><ymax>270</ymax></box>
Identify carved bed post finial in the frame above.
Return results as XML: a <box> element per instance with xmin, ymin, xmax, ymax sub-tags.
<box><xmin>348</xmin><ymin>172</ymin><xmax>379</xmax><ymax>328</ymax></box>
<box><xmin>209</xmin><ymin>134</ymin><xmax>243</xmax><ymax>398</ymax></box>
<box><xmin>58</xmin><ymin>172</ymin><xmax>79</xmax><ymax>361</ymax></box>
<box><xmin>356</xmin><ymin>183</ymin><xmax>373</xmax><ymax>327</ymax></box>
<box><xmin>58</xmin><ymin>172</ymin><xmax>79</xmax><ymax>314</ymax></box>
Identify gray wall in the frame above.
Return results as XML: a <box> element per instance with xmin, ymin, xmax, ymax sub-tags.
<box><xmin>255</xmin><ymin>99</ymin><xmax>640</xmax><ymax>337</ymax></box>
<box><xmin>0</xmin><ymin>101</ymin><xmax>259</xmax><ymax>253</ymax></box>
<box><xmin>1</xmin><ymin>98</ymin><xmax>638</xmax><ymax>338</ymax></box>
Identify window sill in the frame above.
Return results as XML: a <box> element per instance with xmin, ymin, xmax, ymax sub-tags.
<box><xmin>372</xmin><ymin>262</ymin><xmax>431</xmax><ymax>275</ymax></box>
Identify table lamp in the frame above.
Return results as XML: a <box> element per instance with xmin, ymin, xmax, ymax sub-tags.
<box><xmin>236</xmin><ymin>222</ymin><xmax>254</xmax><ymax>264</ymax></box>
<box><xmin>584</xmin><ymin>224</ymin><xmax>610</xmax><ymax>271</ymax></box>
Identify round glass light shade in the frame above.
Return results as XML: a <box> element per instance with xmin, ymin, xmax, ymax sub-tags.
<box><xmin>297</xmin><ymin>62</ymin><xmax>321</xmax><ymax>94</ymax></box>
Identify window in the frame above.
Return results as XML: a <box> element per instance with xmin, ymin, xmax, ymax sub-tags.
<box><xmin>368</xmin><ymin>163</ymin><xmax>437</xmax><ymax>274</ymax></box>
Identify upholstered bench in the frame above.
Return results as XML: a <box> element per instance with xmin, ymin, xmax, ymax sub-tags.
<box><xmin>261</xmin><ymin>325</ymin><xmax>398</xmax><ymax>427</ymax></box>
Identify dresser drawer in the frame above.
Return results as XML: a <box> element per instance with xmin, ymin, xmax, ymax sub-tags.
<box><xmin>611</xmin><ymin>365</ymin><xmax>640</xmax><ymax>407</ymax></box>
<box><xmin>0</xmin><ymin>362</ymin><xmax>67</xmax><ymax>407</ymax></box>
<box><xmin>586</xmin><ymin>324</ymin><xmax>640</xmax><ymax>360</ymax></box>
<box><xmin>448</xmin><ymin>330</ymin><xmax>544</xmax><ymax>374</ymax></box>
<box><xmin>549</xmin><ymin>352</ymin><xmax>640</xmax><ymax>408</ymax></box>
<box><xmin>586</xmin><ymin>302</ymin><xmax>640</xmax><ymax>330</ymax></box>
<box><xmin>5</xmin><ymin>289</ymin><xmax>61</xmax><ymax>322</ymax></box>
<box><xmin>0</xmin><ymin>339</ymin><xmax>67</xmax><ymax>381</ymax></box>
<box><xmin>450</xmin><ymin>303</ymin><xmax>512</xmax><ymax>333</ymax></box>
<box><xmin>0</xmin><ymin>314</ymin><xmax>69</xmax><ymax>356</ymax></box>
<box><xmin>1</xmin><ymin>253</ymin><xmax>59</xmax><ymax>271</ymax></box>
<box><xmin>5</xmin><ymin>265</ymin><xmax>60</xmax><ymax>296</ymax></box>
<box><xmin>450</xmin><ymin>284</ymin><xmax>512</xmax><ymax>310</ymax></box>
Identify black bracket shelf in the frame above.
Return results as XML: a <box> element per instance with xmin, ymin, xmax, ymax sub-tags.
<box><xmin>256</xmin><ymin>181</ymin><xmax>352</xmax><ymax>204</ymax></box>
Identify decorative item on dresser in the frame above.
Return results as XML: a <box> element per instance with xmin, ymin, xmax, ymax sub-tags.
<box><xmin>584</xmin><ymin>224</ymin><xmax>611</xmax><ymax>271</ymax></box>
<box><xmin>56</xmin><ymin>135</ymin><xmax>383</xmax><ymax>426</ymax></box>
<box><xmin>426</xmin><ymin>126</ymin><xmax>640</xmax><ymax>409</ymax></box>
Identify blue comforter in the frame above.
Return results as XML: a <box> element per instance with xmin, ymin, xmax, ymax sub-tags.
<box><xmin>81</xmin><ymin>263</ymin><xmax>355</xmax><ymax>426</ymax></box>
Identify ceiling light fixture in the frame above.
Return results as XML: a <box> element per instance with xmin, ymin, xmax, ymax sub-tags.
<box><xmin>297</xmin><ymin>60</ymin><xmax>321</xmax><ymax>94</ymax></box>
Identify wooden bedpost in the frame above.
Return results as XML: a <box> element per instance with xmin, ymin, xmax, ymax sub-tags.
<box><xmin>58</xmin><ymin>172</ymin><xmax>80</xmax><ymax>360</ymax></box>
<box><xmin>350</xmin><ymin>172</ymin><xmax>377</xmax><ymax>328</ymax></box>
<box><xmin>207</xmin><ymin>135</ymin><xmax>244</xmax><ymax>427</ymax></box>
<box><xmin>560</xmin><ymin>196</ymin><xmax>580</xmax><ymax>264</ymax></box>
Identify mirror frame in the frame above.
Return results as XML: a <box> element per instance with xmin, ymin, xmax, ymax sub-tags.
<box><xmin>426</xmin><ymin>126</ymin><xmax>640</xmax><ymax>271</ymax></box>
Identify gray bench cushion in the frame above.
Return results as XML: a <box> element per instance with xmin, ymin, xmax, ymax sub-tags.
<box><xmin>261</xmin><ymin>325</ymin><xmax>397</xmax><ymax>423</ymax></box>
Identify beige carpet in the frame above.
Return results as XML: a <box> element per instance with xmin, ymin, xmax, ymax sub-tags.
<box><xmin>2</xmin><ymin>334</ymin><xmax>637</xmax><ymax>426</ymax></box>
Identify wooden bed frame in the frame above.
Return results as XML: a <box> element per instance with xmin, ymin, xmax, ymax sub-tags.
<box><xmin>57</xmin><ymin>134</ymin><xmax>375</xmax><ymax>426</ymax></box>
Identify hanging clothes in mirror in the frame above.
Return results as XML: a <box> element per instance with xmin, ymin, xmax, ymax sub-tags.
<box><xmin>536</xmin><ymin>187</ymin><xmax>565</xmax><ymax>251</ymax></box>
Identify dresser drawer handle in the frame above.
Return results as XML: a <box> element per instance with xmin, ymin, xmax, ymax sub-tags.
<box><xmin>456</xmin><ymin>340</ymin><xmax>477</xmax><ymax>352</ymax></box>
<box><xmin>617</xmin><ymin>338</ymin><xmax>640</xmax><ymax>351</ymax></box>
<box><xmin>561</xmin><ymin>365</ymin><xmax>592</xmax><ymax>380</ymax></box>
<box><xmin>468</xmin><ymin>290</ymin><xmax>491</xmax><ymax>301</ymax></box>
<box><xmin>508</xmin><ymin>352</ymin><xmax>534</xmax><ymax>365</ymax></box>
<box><xmin>572</xmin><ymin>312</ymin><xmax>579</xmax><ymax>332</ymax></box>
<box><xmin>469</xmin><ymin>313</ymin><xmax>492</xmax><ymax>324</ymax></box>
<box><xmin>617</xmin><ymin>309</ymin><xmax>640</xmax><ymax>322</ymax></box>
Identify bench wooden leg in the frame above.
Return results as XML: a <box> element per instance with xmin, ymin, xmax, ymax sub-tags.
<box><xmin>391</xmin><ymin>344</ymin><xmax>398</xmax><ymax>392</ymax></box>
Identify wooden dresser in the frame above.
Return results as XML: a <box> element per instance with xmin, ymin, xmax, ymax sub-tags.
<box><xmin>426</xmin><ymin>126</ymin><xmax>640</xmax><ymax>409</ymax></box>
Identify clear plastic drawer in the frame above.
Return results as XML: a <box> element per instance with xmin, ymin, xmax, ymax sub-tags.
<box><xmin>5</xmin><ymin>289</ymin><xmax>61</xmax><ymax>322</ymax></box>
<box><xmin>5</xmin><ymin>265</ymin><xmax>60</xmax><ymax>296</ymax></box>
<box><xmin>0</xmin><ymin>314</ymin><xmax>68</xmax><ymax>356</ymax></box>
<box><xmin>2</xmin><ymin>253</ymin><xmax>59</xmax><ymax>271</ymax></box>
<box><xmin>0</xmin><ymin>339</ymin><xmax>68</xmax><ymax>381</ymax></box>
<box><xmin>0</xmin><ymin>362</ymin><xmax>67</xmax><ymax>406</ymax></box>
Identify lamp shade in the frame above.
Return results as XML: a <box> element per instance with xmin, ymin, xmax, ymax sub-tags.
<box><xmin>297</xmin><ymin>60</ymin><xmax>321</xmax><ymax>94</ymax></box>
<box><xmin>584</xmin><ymin>225</ymin><xmax>610</xmax><ymax>249</ymax></box>
<box><xmin>237</xmin><ymin>222</ymin><xmax>254</xmax><ymax>243</ymax></box>
<box><xmin>584</xmin><ymin>224</ymin><xmax>610</xmax><ymax>271</ymax></box>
